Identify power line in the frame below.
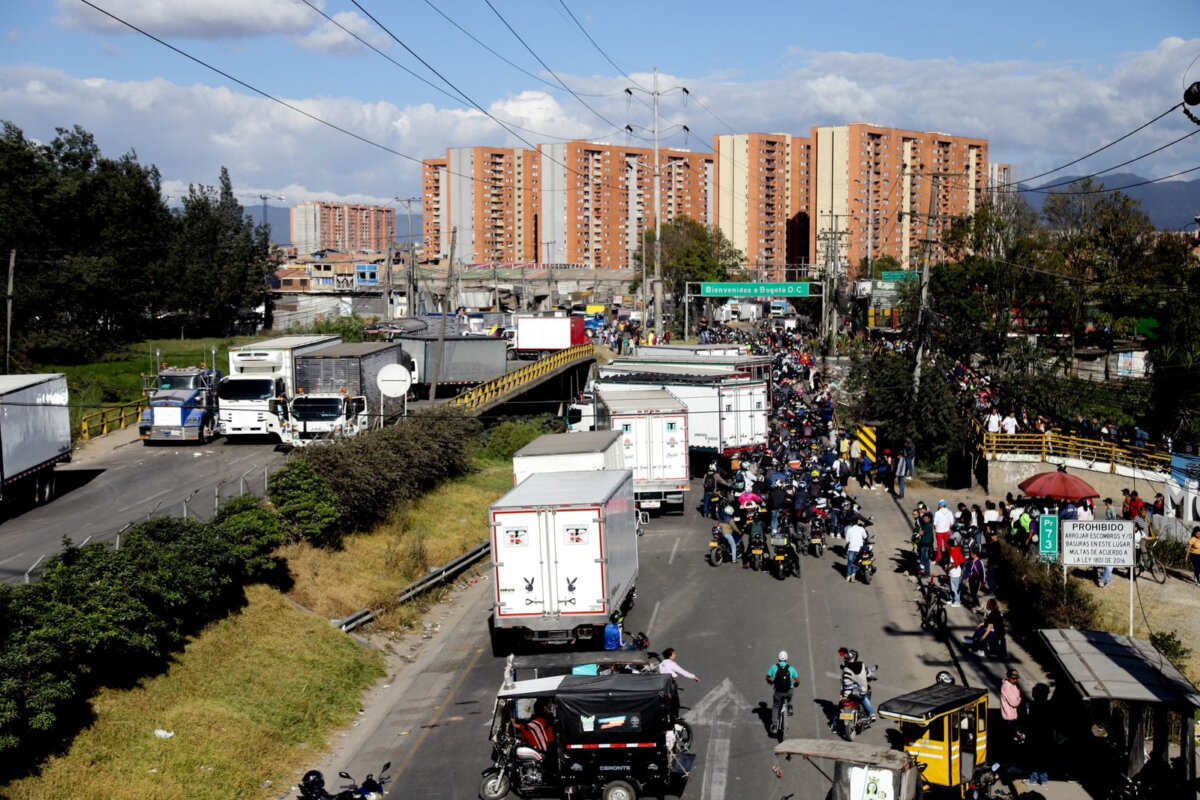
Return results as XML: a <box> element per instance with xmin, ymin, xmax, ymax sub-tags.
<box><xmin>1006</xmin><ymin>126</ymin><xmax>1200</xmax><ymax>194</ymax></box>
<box><xmin>555</xmin><ymin>0</ymin><xmax>644</xmax><ymax>91</ymax></box>
<box><xmin>1022</xmin><ymin>163</ymin><xmax>1200</xmax><ymax>195</ymax></box>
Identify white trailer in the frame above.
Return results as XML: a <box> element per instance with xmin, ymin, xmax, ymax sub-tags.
<box><xmin>217</xmin><ymin>335</ymin><xmax>341</xmax><ymax>440</ymax></box>
<box><xmin>637</xmin><ymin>344</ymin><xmax>749</xmax><ymax>358</ymax></box>
<box><xmin>512</xmin><ymin>315</ymin><xmax>587</xmax><ymax>360</ymax></box>
<box><xmin>0</xmin><ymin>375</ymin><xmax>71</xmax><ymax>505</ymax></box>
<box><xmin>593</xmin><ymin>388</ymin><xmax>689</xmax><ymax>511</ymax></box>
<box><xmin>287</xmin><ymin>342</ymin><xmax>410</xmax><ymax>446</ymax></box>
<box><xmin>489</xmin><ymin>469</ymin><xmax>638</xmax><ymax>651</ymax></box>
<box><xmin>511</xmin><ymin>430</ymin><xmax>624</xmax><ymax>486</ymax></box>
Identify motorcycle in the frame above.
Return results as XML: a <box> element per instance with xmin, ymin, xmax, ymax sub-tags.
<box><xmin>836</xmin><ymin>666</ymin><xmax>877</xmax><ymax>741</ymax></box>
<box><xmin>918</xmin><ymin>578</ymin><xmax>950</xmax><ymax>635</ymax></box>
<box><xmin>708</xmin><ymin>525</ymin><xmax>734</xmax><ymax>567</ymax></box>
<box><xmin>808</xmin><ymin>512</ymin><xmax>827</xmax><ymax>557</ymax></box>
<box><xmin>747</xmin><ymin>523</ymin><xmax>768</xmax><ymax>572</ymax></box>
<box><xmin>771</xmin><ymin>530</ymin><xmax>801</xmax><ymax>581</ymax></box>
<box><xmin>966</xmin><ymin>763</ymin><xmax>1002</xmax><ymax>799</ymax></box>
<box><xmin>856</xmin><ymin>536</ymin><xmax>877</xmax><ymax>585</ymax></box>
<box><xmin>298</xmin><ymin>762</ymin><xmax>391</xmax><ymax>800</ymax></box>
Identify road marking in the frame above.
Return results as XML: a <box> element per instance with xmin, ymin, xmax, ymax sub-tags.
<box><xmin>668</xmin><ymin>537</ymin><xmax>680</xmax><ymax>565</ymax></box>
<box><xmin>0</xmin><ymin>552</ymin><xmax>25</xmax><ymax>566</ymax></box>
<box><xmin>802</xmin><ymin>576</ymin><xmax>820</xmax><ymax>737</ymax></box>
<box><xmin>391</xmin><ymin>644</ymin><xmax>487</xmax><ymax>782</ymax></box>
<box><xmin>646</xmin><ymin>601</ymin><xmax>661</xmax><ymax>636</ymax></box>
<box><xmin>690</xmin><ymin>678</ymin><xmax>749</xmax><ymax>800</ymax></box>
<box><xmin>116</xmin><ymin>487</ymin><xmax>173</xmax><ymax>514</ymax></box>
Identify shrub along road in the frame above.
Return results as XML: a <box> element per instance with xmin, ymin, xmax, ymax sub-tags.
<box><xmin>316</xmin><ymin>478</ymin><xmax>1039</xmax><ymax>800</ymax></box>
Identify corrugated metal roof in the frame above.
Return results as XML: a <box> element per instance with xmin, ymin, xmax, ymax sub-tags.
<box><xmin>1039</xmin><ymin>628</ymin><xmax>1200</xmax><ymax>708</ymax></box>
<box><xmin>0</xmin><ymin>374</ymin><xmax>65</xmax><ymax>394</ymax></box>
<box><xmin>513</xmin><ymin>430</ymin><xmax>621</xmax><ymax>457</ymax></box>
<box><xmin>492</xmin><ymin>469</ymin><xmax>632</xmax><ymax>509</ymax></box>
<box><xmin>596</xmin><ymin>387</ymin><xmax>686</xmax><ymax>414</ymax></box>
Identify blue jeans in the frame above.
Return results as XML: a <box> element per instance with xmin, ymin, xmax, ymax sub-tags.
<box><xmin>896</xmin><ymin>475</ymin><xmax>906</xmax><ymax>498</ymax></box>
<box><xmin>857</xmin><ymin>692</ymin><xmax>877</xmax><ymax>717</ymax></box>
<box><xmin>702</xmin><ymin>490</ymin><xmax>714</xmax><ymax>518</ymax></box>
<box><xmin>770</xmin><ymin>508</ymin><xmax>782</xmax><ymax>536</ymax></box>
<box><xmin>986</xmin><ymin>562</ymin><xmax>998</xmax><ymax>593</ymax></box>
<box><xmin>846</xmin><ymin>548</ymin><xmax>860</xmax><ymax>580</ymax></box>
<box><xmin>1100</xmin><ymin>566</ymin><xmax>1113</xmax><ymax>586</ymax></box>
<box><xmin>949</xmin><ymin>572</ymin><xmax>962</xmax><ymax>604</ymax></box>
<box><xmin>919</xmin><ymin>546</ymin><xmax>932</xmax><ymax>577</ymax></box>
<box><xmin>723</xmin><ymin>532</ymin><xmax>738</xmax><ymax>561</ymax></box>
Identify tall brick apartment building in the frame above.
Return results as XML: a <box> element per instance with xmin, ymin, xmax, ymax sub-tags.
<box><xmin>290</xmin><ymin>201</ymin><xmax>396</xmax><ymax>255</ymax></box>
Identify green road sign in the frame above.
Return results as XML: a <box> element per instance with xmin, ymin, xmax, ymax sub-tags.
<box><xmin>699</xmin><ymin>282</ymin><xmax>817</xmax><ymax>298</ymax></box>
<box><xmin>880</xmin><ymin>271</ymin><xmax>918</xmax><ymax>283</ymax></box>
<box><xmin>1039</xmin><ymin>515</ymin><xmax>1059</xmax><ymax>557</ymax></box>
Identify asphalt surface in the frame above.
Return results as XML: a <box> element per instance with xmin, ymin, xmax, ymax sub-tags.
<box><xmin>331</xmin><ymin>479</ymin><xmax>976</xmax><ymax>800</ymax></box>
<box><xmin>0</xmin><ymin>431</ymin><xmax>283</xmax><ymax>585</ymax></box>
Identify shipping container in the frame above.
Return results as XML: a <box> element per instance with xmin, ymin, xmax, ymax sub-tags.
<box><xmin>391</xmin><ymin>334</ymin><xmax>509</xmax><ymax>396</ymax></box>
<box><xmin>489</xmin><ymin>469</ymin><xmax>638</xmax><ymax>650</ymax></box>
<box><xmin>512</xmin><ymin>430</ymin><xmax>624</xmax><ymax>486</ymax></box>
<box><xmin>0</xmin><ymin>374</ymin><xmax>71</xmax><ymax>504</ymax></box>
<box><xmin>513</xmin><ymin>315</ymin><xmax>587</xmax><ymax>359</ymax></box>
<box><xmin>594</xmin><ymin>388</ymin><xmax>689</xmax><ymax>511</ymax></box>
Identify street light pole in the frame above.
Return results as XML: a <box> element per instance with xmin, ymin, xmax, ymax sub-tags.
<box><xmin>652</xmin><ymin>67</ymin><xmax>663</xmax><ymax>339</ymax></box>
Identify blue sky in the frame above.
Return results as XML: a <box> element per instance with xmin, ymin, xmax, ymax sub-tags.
<box><xmin>2</xmin><ymin>0</ymin><xmax>1198</xmax><ymax>205</ymax></box>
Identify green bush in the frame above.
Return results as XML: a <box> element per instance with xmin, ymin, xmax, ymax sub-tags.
<box><xmin>481</xmin><ymin>416</ymin><xmax>565</xmax><ymax>462</ymax></box>
<box><xmin>212</xmin><ymin>495</ymin><xmax>289</xmax><ymax>581</ymax></box>
<box><xmin>268</xmin><ymin>459</ymin><xmax>342</xmax><ymax>548</ymax></box>
<box><xmin>994</xmin><ymin>540</ymin><xmax>1099</xmax><ymax>637</ymax></box>
<box><xmin>1149</xmin><ymin>630</ymin><xmax>1192</xmax><ymax>673</ymax></box>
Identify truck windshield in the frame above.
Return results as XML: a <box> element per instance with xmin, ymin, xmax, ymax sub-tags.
<box><xmin>291</xmin><ymin>398</ymin><xmax>343</xmax><ymax>421</ymax></box>
<box><xmin>217</xmin><ymin>379</ymin><xmax>274</xmax><ymax>402</ymax></box>
<box><xmin>158</xmin><ymin>375</ymin><xmax>198</xmax><ymax>390</ymax></box>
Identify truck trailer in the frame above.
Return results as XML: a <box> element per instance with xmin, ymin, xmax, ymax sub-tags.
<box><xmin>512</xmin><ymin>315</ymin><xmax>587</xmax><ymax>360</ymax></box>
<box><xmin>217</xmin><ymin>335</ymin><xmax>341</xmax><ymax>441</ymax></box>
<box><xmin>511</xmin><ymin>430</ymin><xmax>624</xmax><ymax>486</ymax></box>
<box><xmin>489</xmin><ymin>469</ymin><xmax>638</xmax><ymax>651</ymax></box>
<box><xmin>0</xmin><ymin>374</ymin><xmax>71</xmax><ymax>505</ymax></box>
<box><xmin>390</xmin><ymin>334</ymin><xmax>508</xmax><ymax>397</ymax></box>
<box><xmin>287</xmin><ymin>342</ymin><xmax>410</xmax><ymax>446</ymax></box>
<box><xmin>593</xmin><ymin>388</ymin><xmax>689</xmax><ymax>511</ymax></box>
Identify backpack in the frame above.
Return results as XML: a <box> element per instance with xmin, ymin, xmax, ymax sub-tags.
<box><xmin>703</xmin><ymin>472</ymin><xmax>716</xmax><ymax>492</ymax></box>
<box><xmin>772</xmin><ymin>662</ymin><xmax>793</xmax><ymax>692</ymax></box>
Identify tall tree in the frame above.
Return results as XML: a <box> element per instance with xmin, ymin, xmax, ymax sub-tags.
<box><xmin>634</xmin><ymin>215</ymin><xmax>745</xmax><ymax>303</ymax></box>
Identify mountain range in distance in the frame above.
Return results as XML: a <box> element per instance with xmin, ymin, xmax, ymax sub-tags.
<box><xmin>1019</xmin><ymin>172</ymin><xmax>1200</xmax><ymax>230</ymax></box>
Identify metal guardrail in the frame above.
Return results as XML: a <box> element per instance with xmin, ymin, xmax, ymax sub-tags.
<box><xmin>978</xmin><ymin>423</ymin><xmax>1172</xmax><ymax>476</ymax></box>
<box><xmin>80</xmin><ymin>399</ymin><xmax>147</xmax><ymax>441</ymax></box>
<box><xmin>336</xmin><ymin>541</ymin><xmax>491</xmax><ymax>633</ymax></box>
<box><xmin>451</xmin><ymin>344</ymin><xmax>595</xmax><ymax>412</ymax></box>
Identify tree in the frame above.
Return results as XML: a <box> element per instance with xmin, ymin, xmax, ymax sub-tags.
<box><xmin>634</xmin><ymin>216</ymin><xmax>745</xmax><ymax>301</ymax></box>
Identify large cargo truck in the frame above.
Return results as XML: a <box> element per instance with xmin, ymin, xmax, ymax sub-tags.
<box><xmin>489</xmin><ymin>469</ymin><xmax>638</xmax><ymax>651</ymax></box>
<box><xmin>512</xmin><ymin>315</ymin><xmax>587</xmax><ymax>360</ymax></box>
<box><xmin>217</xmin><ymin>335</ymin><xmax>341</xmax><ymax>441</ymax></box>
<box><xmin>390</xmin><ymin>334</ymin><xmax>508</xmax><ymax>397</ymax></box>
<box><xmin>138</xmin><ymin>349</ymin><xmax>219</xmax><ymax>445</ymax></box>
<box><xmin>511</xmin><ymin>430</ymin><xmax>624</xmax><ymax>486</ymax></box>
<box><xmin>287</xmin><ymin>342</ymin><xmax>410</xmax><ymax>446</ymax></box>
<box><xmin>593</xmin><ymin>388</ymin><xmax>689</xmax><ymax>511</ymax></box>
<box><xmin>0</xmin><ymin>374</ymin><xmax>71</xmax><ymax>505</ymax></box>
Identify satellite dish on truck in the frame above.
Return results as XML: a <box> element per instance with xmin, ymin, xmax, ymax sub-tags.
<box><xmin>377</xmin><ymin>363</ymin><xmax>413</xmax><ymax>398</ymax></box>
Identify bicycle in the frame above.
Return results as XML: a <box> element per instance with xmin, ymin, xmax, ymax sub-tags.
<box><xmin>1134</xmin><ymin>537</ymin><xmax>1167</xmax><ymax>584</ymax></box>
<box><xmin>772</xmin><ymin>695</ymin><xmax>792</xmax><ymax>742</ymax></box>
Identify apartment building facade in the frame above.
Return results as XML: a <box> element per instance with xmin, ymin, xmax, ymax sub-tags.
<box><xmin>809</xmin><ymin>124</ymin><xmax>989</xmax><ymax>277</ymax></box>
<box><xmin>290</xmin><ymin>201</ymin><xmax>396</xmax><ymax>255</ymax></box>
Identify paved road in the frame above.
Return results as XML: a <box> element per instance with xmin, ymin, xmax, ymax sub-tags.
<box><xmin>328</xmin><ymin>481</ymin><xmax>981</xmax><ymax>800</ymax></box>
<box><xmin>0</xmin><ymin>430</ymin><xmax>283</xmax><ymax>584</ymax></box>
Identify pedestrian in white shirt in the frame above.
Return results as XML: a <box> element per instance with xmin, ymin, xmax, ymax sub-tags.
<box><xmin>986</xmin><ymin>411</ymin><xmax>1001</xmax><ymax>433</ymax></box>
<box><xmin>658</xmin><ymin>647</ymin><xmax>699</xmax><ymax>683</ymax></box>
<box><xmin>933</xmin><ymin>499</ymin><xmax>955</xmax><ymax>561</ymax></box>
<box><xmin>1001</xmin><ymin>413</ymin><xmax>1018</xmax><ymax>435</ymax></box>
<box><xmin>844</xmin><ymin>521</ymin><xmax>868</xmax><ymax>582</ymax></box>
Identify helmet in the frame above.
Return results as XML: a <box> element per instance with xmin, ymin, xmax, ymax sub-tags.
<box><xmin>837</xmin><ymin>646</ymin><xmax>849</xmax><ymax>659</ymax></box>
<box><xmin>811</xmin><ymin>469</ymin><xmax>821</xmax><ymax>478</ymax></box>
<box><xmin>778</xmin><ymin>650</ymin><xmax>789</xmax><ymax>662</ymax></box>
<box><xmin>301</xmin><ymin>771</ymin><xmax>326</xmax><ymax>791</ymax></box>
<box><xmin>708</xmin><ymin>462</ymin><xmax>717</xmax><ymax>473</ymax></box>
<box><xmin>845</xmin><ymin>649</ymin><xmax>859</xmax><ymax>662</ymax></box>
<box><xmin>723</xmin><ymin>505</ymin><xmax>735</xmax><ymax>516</ymax></box>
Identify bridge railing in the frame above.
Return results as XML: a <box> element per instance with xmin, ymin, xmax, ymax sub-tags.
<box><xmin>979</xmin><ymin>423</ymin><xmax>1171</xmax><ymax>478</ymax></box>
<box><xmin>451</xmin><ymin>344</ymin><xmax>594</xmax><ymax>412</ymax></box>
<box><xmin>80</xmin><ymin>399</ymin><xmax>147</xmax><ymax>442</ymax></box>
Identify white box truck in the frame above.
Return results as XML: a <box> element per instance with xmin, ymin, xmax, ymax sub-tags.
<box><xmin>512</xmin><ymin>315</ymin><xmax>587</xmax><ymax>360</ymax></box>
<box><xmin>217</xmin><ymin>335</ymin><xmax>341</xmax><ymax>441</ymax></box>
<box><xmin>287</xmin><ymin>342</ymin><xmax>411</xmax><ymax>446</ymax></box>
<box><xmin>593</xmin><ymin>388</ymin><xmax>689</xmax><ymax>511</ymax></box>
<box><xmin>489</xmin><ymin>469</ymin><xmax>638</xmax><ymax>651</ymax></box>
<box><xmin>511</xmin><ymin>430</ymin><xmax>624</xmax><ymax>486</ymax></box>
<box><xmin>0</xmin><ymin>375</ymin><xmax>71</xmax><ymax>505</ymax></box>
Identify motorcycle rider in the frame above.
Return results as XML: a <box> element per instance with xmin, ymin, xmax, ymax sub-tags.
<box><xmin>843</xmin><ymin>517</ymin><xmax>868</xmax><ymax>583</ymax></box>
<box><xmin>837</xmin><ymin>647</ymin><xmax>877</xmax><ymax>720</ymax></box>
<box><xmin>717</xmin><ymin>505</ymin><xmax>742</xmax><ymax>563</ymax></box>
<box><xmin>765</xmin><ymin>651</ymin><xmax>800</xmax><ymax>735</ymax></box>
<box><xmin>767</xmin><ymin>479</ymin><xmax>788</xmax><ymax>536</ymax></box>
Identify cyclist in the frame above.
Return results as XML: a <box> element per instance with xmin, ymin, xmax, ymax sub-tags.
<box><xmin>765</xmin><ymin>650</ymin><xmax>800</xmax><ymax>736</ymax></box>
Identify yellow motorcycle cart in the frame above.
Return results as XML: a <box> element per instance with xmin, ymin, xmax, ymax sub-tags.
<box><xmin>877</xmin><ymin>682</ymin><xmax>989</xmax><ymax>795</ymax></box>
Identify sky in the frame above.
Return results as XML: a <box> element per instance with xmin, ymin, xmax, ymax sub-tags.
<box><xmin>1</xmin><ymin>0</ymin><xmax>1198</xmax><ymax>208</ymax></box>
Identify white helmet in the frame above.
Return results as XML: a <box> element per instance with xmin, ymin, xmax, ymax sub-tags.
<box><xmin>778</xmin><ymin>650</ymin><xmax>788</xmax><ymax>662</ymax></box>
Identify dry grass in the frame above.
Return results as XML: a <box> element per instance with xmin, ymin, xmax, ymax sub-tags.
<box><xmin>280</xmin><ymin>458</ymin><xmax>513</xmax><ymax>628</ymax></box>
<box><xmin>4</xmin><ymin>585</ymin><xmax>385</xmax><ymax>800</ymax></box>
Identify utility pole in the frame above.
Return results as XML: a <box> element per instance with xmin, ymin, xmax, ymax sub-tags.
<box><xmin>866</xmin><ymin>174</ymin><xmax>873</xmax><ymax>277</ymax></box>
<box><xmin>641</xmin><ymin>227</ymin><xmax>648</xmax><ymax>325</ymax></box>
<box><xmin>911</xmin><ymin>174</ymin><xmax>939</xmax><ymax>400</ymax></box>
<box><xmin>429</xmin><ymin>227</ymin><xmax>455</xmax><ymax>403</ymax></box>
<box><xmin>396</xmin><ymin>197</ymin><xmax>419</xmax><ymax>317</ymax></box>
<box><xmin>383</xmin><ymin>244</ymin><xmax>394</xmax><ymax>320</ymax></box>
<box><xmin>5</xmin><ymin>249</ymin><xmax>14</xmax><ymax>375</ymax></box>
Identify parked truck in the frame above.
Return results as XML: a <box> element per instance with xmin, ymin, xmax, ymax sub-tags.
<box><xmin>0</xmin><ymin>374</ymin><xmax>71</xmax><ymax>505</ymax></box>
<box><xmin>511</xmin><ymin>430</ymin><xmax>624</xmax><ymax>486</ymax></box>
<box><xmin>489</xmin><ymin>469</ymin><xmax>638</xmax><ymax>651</ymax></box>
<box><xmin>217</xmin><ymin>335</ymin><xmax>341</xmax><ymax>441</ymax></box>
<box><xmin>390</xmin><ymin>334</ymin><xmax>508</xmax><ymax>398</ymax></box>
<box><xmin>593</xmin><ymin>388</ymin><xmax>689</xmax><ymax>511</ymax></box>
<box><xmin>286</xmin><ymin>342</ymin><xmax>411</xmax><ymax>446</ymax></box>
<box><xmin>138</xmin><ymin>348</ymin><xmax>220</xmax><ymax>445</ymax></box>
<box><xmin>512</xmin><ymin>315</ymin><xmax>587</xmax><ymax>360</ymax></box>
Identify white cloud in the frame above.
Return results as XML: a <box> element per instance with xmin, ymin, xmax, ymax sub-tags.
<box><xmin>295</xmin><ymin>11</ymin><xmax>390</xmax><ymax>56</ymax></box>
<box><xmin>56</xmin><ymin>0</ymin><xmax>316</xmax><ymax>39</ymax></box>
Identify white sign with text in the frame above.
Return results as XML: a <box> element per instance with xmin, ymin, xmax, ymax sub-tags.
<box><xmin>1061</xmin><ymin>520</ymin><xmax>1135</xmax><ymax>567</ymax></box>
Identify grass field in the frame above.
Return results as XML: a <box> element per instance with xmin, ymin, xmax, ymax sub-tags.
<box><xmin>3</xmin><ymin>585</ymin><xmax>385</xmax><ymax>800</ymax></box>
<box><xmin>38</xmin><ymin>336</ymin><xmax>258</xmax><ymax>432</ymax></box>
<box><xmin>281</xmin><ymin>458</ymin><xmax>513</xmax><ymax>629</ymax></box>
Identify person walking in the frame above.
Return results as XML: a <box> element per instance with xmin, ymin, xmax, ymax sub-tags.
<box><xmin>916</xmin><ymin>511</ymin><xmax>935</xmax><ymax>577</ymax></box>
<box><xmin>844</xmin><ymin>519</ymin><xmax>868</xmax><ymax>583</ymax></box>
<box><xmin>658</xmin><ymin>647</ymin><xmax>700</xmax><ymax>684</ymax></box>
<box><xmin>933</xmin><ymin>499</ymin><xmax>955</xmax><ymax>562</ymax></box>
<box><xmin>1000</xmin><ymin>669</ymin><xmax>1027</xmax><ymax>772</ymax></box>
<box><xmin>893</xmin><ymin>447</ymin><xmax>910</xmax><ymax>499</ymax></box>
<box><xmin>1188</xmin><ymin>527</ymin><xmax>1200</xmax><ymax>586</ymax></box>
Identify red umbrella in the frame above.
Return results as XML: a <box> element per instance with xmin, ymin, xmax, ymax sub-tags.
<box><xmin>1018</xmin><ymin>470</ymin><xmax>1100</xmax><ymax>502</ymax></box>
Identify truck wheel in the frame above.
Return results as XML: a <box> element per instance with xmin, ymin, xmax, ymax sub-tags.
<box><xmin>489</xmin><ymin>620</ymin><xmax>515</xmax><ymax>658</ymax></box>
<box><xmin>506</xmin><ymin>348</ymin><xmax>517</xmax><ymax>361</ymax></box>
<box><xmin>479</xmin><ymin>769</ymin><xmax>510</xmax><ymax>800</ymax></box>
<box><xmin>601</xmin><ymin>780</ymin><xmax>637</xmax><ymax>800</ymax></box>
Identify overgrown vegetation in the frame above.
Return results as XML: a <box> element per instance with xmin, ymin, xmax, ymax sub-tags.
<box><xmin>1149</xmin><ymin>630</ymin><xmax>1193</xmax><ymax>674</ymax></box>
<box><xmin>3</xmin><ymin>586</ymin><xmax>384</xmax><ymax>800</ymax></box>
<box><xmin>993</xmin><ymin>541</ymin><xmax>1099</xmax><ymax>640</ymax></box>
<box><xmin>482</xmin><ymin>416</ymin><xmax>566</xmax><ymax>461</ymax></box>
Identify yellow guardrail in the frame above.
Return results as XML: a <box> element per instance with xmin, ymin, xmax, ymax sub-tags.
<box><xmin>80</xmin><ymin>399</ymin><xmax>147</xmax><ymax>442</ymax></box>
<box><xmin>452</xmin><ymin>344</ymin><xmax>595</xmax><ymax>412</ymax></box>
<box><xmin>979</xmin><ymin>426</ymin><xmax>1171</xmax><ymax>475</ymax></box>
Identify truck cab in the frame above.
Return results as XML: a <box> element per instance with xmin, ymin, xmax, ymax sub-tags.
<box><xmin>287</xmin><ymin>391</ymin><xmax>368</xmax><ymax>446</ymax></box>
<box><xmin>139</xmin><ymin>359</ymin><xmax>220</xmax><ymax>445</ymax></box>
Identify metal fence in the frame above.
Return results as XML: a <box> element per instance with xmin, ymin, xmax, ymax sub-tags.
<box><xmin>978</xmin><ymin>424</ymin><xmax>1172</xmax><ymax>478</ymax></box>
<box><xmin>79</xmin><ymin>399</ymin><xmax>147</xmax><ymax>441</ymax></box>
<box><xmin>451</xmin><ymin>344</ymin><xmax>594</xmax><ymax>412</ymax></box>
